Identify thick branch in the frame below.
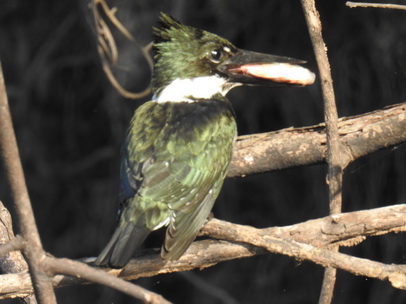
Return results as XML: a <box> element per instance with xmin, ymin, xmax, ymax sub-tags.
<box><xmin>228</xmin><ymin>102</ymin><xmax>406</xmax><ymax>177</ymax></box>
<box><xmin>0</xmin><ymin>204</ymin><xmax>404</xmax><ymax>298</ymax></box>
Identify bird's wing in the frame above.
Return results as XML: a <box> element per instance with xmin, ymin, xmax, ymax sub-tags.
<box><xmin>162</xmin><ymin>175</ymin><xmax>225</xmax><ymax>259</ymax></box>
<box><xmin>136</xmin><ymin>134</ymin><xmax>229</xmax><ymax>259</ymax></box>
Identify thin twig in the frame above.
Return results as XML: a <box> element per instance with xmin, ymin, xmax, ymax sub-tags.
<box><xmin>94</xmin><ymin>0</ymin><xmax>135</xmax><ymax>41</ymax></box>
<box><xmin>346</xmin><ymin>1</ymin><xmax>406</xmax><ymax>10</ymax></box>
<box><xmin>300</xmin><ymin>1</ymin><xmax>343</xmax><ymax>303</ymax></box>
<box><xmin>0</xmin><ymin>236</ymin><xmax>25</xmax><ymax>258</ymax></box>
<box><xmin>91</xmin><ymin>0</ymin><xmax>152</xmax><ymax>99</ymax></box>
<box><xmin>300</xmin><ymin>0</ymin><xmax>343</xmax><ymax>218</ymax></box>
<box><xmin>0</xmin><ymin>63</ymin><xmax>56</xmax><ymax>303</ymax></box>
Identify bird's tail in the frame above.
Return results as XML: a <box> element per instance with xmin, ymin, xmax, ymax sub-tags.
<box><xmin>94</xmin><ymin>221</ymin><xmax>151</xmax><ymax>268</ymax></box>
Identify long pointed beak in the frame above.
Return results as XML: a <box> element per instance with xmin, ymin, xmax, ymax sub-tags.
<box><xmin>218</xmin><ymin>49</ymin><xmax>316</xmax><ymax>86</ymax></box>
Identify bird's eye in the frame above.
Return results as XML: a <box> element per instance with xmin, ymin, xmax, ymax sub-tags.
<box><xmin>210</xmin><ymin>48</ymin><xmax>223</xmax><ymax>62</ymax></box>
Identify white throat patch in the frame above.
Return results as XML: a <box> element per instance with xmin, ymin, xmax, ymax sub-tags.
<box><xmin>154</xmin><ymin>75</ymin><xmax>237</xmax><ymax>103</ymax></box>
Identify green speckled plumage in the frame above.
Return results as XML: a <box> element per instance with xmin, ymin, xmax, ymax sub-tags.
<box><xmin>126</xmin><ymin>97</ymin><xmax>236</xmax><ymax>227</ymax></box>
<box><xmin>95</xmin><ymin>96</ymin><xmax>236</xmax><ymax>267</ymax></box>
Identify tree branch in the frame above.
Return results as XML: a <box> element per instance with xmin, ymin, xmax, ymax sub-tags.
<box><xmin>0</xmin><ymin>63</ymin><xmax>56</xmax><ymax>303</ymax></box>
<box><xmin>203</xmin><ymin>204</ymin><xmax>406</xmax><ymax>249</ymax></box>
<box><xmin>202</xmin><ymin>217</ymin><xmax>406</xmax><ymax>290</ymax></box>
<box><xmin>300</xmin><ymin>0</ymin><xmax>342</xmax><ymax>302</ymax></box>
<box><xmin>0</xmin><ymin>236</ymin><xmax>25</xmax><ymax>259</ymax></box>
<box><xmin>346</xmin><ymin>1</ymin><xmax>406</xmax><ymax>11</ymax></box>
<box><xmin>0</xmin><ymin>204</ymin><xmax>404</xmax><ymax>298</ymax></box>
<box><xmin>228</xmin><ymin>102</ymin><xmax>406</xmax><ymax>177</ymax></box>
<box><xmin>45</xmin><ymin>257</ymin><xmax>171</xmax><ymax>304</ymax></box>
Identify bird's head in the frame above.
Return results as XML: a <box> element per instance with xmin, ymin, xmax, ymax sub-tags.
<box><xmin>152</xmin><ymin>13</ymin><xmax>315</xmax><ymax>103</ymax></box>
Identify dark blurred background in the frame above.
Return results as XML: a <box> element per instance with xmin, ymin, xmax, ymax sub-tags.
<box><xmin>1</xmin><ymin>0</ymin><xmax>406</xmax><ymax>303</ymax></box>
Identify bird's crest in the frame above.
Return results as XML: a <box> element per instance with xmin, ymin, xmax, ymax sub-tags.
<box><xmin>153</xmin><ymin>13</ymin><xmax>185</xmax><ymax>44</ymax></box>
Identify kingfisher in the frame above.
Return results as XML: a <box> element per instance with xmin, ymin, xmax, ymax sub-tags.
<box><xmin>95</xmin><ymin>13</ymin><xmax>315</xmax><ymax>268</ymax></box>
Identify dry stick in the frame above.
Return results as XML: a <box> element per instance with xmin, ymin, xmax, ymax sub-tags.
<box><xmin>300</xmin><ymin>1</ymin><xmax>344</xmax><ymax>303</ymax></box>
<box><xmin>0</xmin><ymin>240</ymin><xmax>263</xmax><ymax>299</ymax></box>
<box><xmin>204</xmin><ymin>204</ymin><xmax>406</xmax><ymax>249</ymax></box>
<box><xmin>45</xmin><ymin>257</ymin><xmax>172</xmax><ymax>304</ymax></box>
<box><xmin>346</xmin><ymin>1</ymin><xmax>406</xmax><ymax>10</ymax></box>
<box><xmin>0</xmin><ymin>63</ymin><xmax>56</xmax><ymax>303</ymax></box>
<box><xmin>201</xmin><ymin>220</ymin><xmax>406</xmax><ymax>290</ymax></box>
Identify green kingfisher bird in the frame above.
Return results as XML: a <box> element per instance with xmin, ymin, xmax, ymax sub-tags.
<box><xmin>95</xmin><ymin>13</ymin><xmax>315</xmax><ymax>268</ymax></box>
